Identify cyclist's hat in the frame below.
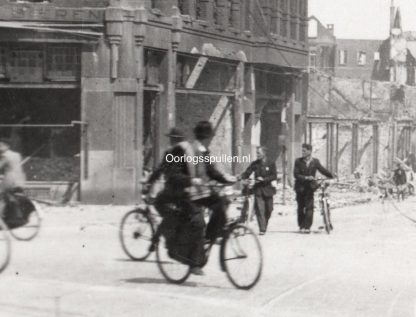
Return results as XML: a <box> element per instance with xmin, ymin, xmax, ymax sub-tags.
<box><xmin>166</xmin><ymin>127</ymin><xmax>185</xmax><ymax>139</ymax></box>
<box><xmin>194</xmin><ymin>121</ymin><xmax>214</xmax><ymax>139</ymax></box>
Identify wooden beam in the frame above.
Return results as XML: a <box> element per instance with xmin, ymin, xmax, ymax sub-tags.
<box><xmin>0</xmin><ymin>83</ymin><xmax>79</xmax><ymax>89</ymax></box>
<box><xmin>176</xmin><ymin>88</ymin><xmax>235</xmax><ymax>96</ymax></box>
<box><xmin>185</xmin><ymin>56</ymin><xmax>208</xmax><ymax>88</ymax></box>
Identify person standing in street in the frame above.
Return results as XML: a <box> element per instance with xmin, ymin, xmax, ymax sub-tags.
<box><xmin>294</xmin><ymin>144</ymin><xmax>334</xmax><ymax>234</ymax></box>
<box><xmin>240</xmin><ymin>146</ymin><xmax>277</xmax><ymax>235</ymax></box>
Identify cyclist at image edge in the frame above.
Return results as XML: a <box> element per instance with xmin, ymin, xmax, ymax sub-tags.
<box><xmin>294</xmin><ymin>143</ymin><xmax>334</xmax><ymax>234</ymax></box>
<box><xmin>0</xmin><ymin>138</ymin><xmax>26</xmax><ymax>218</ymax></box>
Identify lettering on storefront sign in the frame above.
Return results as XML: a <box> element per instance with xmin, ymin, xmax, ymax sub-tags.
<box><xmin>5</xmin><ymin>6</ymin><xmax>104</xmax><ymax>22</ymax></box>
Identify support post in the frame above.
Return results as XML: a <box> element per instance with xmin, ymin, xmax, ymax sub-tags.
<box><xmin>233</xmin><ymin>60</ymin><xmax>245</xmax><ymax>175</ymax></box>
<box><xmin>372</xmin><ymin>124</ymin><xmax>379</xmax><ymax>174</ymax></box>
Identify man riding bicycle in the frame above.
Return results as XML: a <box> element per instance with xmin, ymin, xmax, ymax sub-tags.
<box><xmin>0</xmin><ymin>138</ymin><xmax>26</xmax><ymax>219</ymax></box>
<box><xmin>146</xmin><ymin>122</ymin><xmax>235</xmax><ymax>276</ymax></box>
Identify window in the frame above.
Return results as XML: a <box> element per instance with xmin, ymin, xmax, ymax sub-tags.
<box><xmin>9</xmin><ymin>49</ymin><xmax>43</xmax><ymax>82</ymax></box>
<box><xmin>47</xmin><ymin>46</ymin><xmax>80</xmax><ymax>80</ymax></box>
<box><xmin>308</xmin><ymin>19</ymin><xmax>318</xmax><ymax>38</ymax></box>
<box><xmin>374</xmin><ymin>51</ymin><xmax>380</xmax><ymax>61</ymax></box>
<box><xmin>339</xmin><ymin>49</ymin><xmax>347</xmax><ymax>65</ymax></box>
<box><xmin>0</xmin><ymin>47</ymin><xmax>6</xmax><ymax>78</ymax></box>
<box><xmin>290</xmin><ymin>0</ymin><xmax>298</xmax><ymax>15</ymax></box>
<box><xmin>309</xmin><ymin>52</ymin><xmax>317</xmax><ymax>69</ymax></box>
<box><xmin>357</xmin><ymin>51</ymin><xmax>367</xmax><ymax>65</ymax></box>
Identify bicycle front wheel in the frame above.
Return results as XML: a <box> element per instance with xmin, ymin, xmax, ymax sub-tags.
<box><xmin>119</xmin><ymin>209</ymin><xmax>154</xmax><ymax>261</ymax></box>
<box><xmin>0</xmin><ymin>218</ymin><xmax>11</xmax><ymax>273</ymax></box>
<box><xmin>221</xmin><ymin>224</ymin><xmax>263</xmax><ymax>290</ymax></box>
<box><xmin>322</xmin><ymin>201</ymin><xmax>331</xmax><ymax>234</ymax></box>
<box><xmin>10</xmin><ymin>203</ymin><xmax>42</xmax><ymax>241</ymax></box>
<box><xmin>156</xmin><ymin>235</ymin><xmax>191</xmax><ymax>284</ymax></box>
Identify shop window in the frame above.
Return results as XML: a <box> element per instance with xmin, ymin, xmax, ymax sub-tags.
<box><xmin>47</xmin><ymin>46</ymin><xmax>80</xmax><ymax>80</ymax></box>
<box><xmin>357</xmin><ymin>51</ymin><xmax>367</xmax><ymax>66</ymax></box>
<box><xmin>339</xmin><ymin>49</ymin><xmax>348</xmax><ymax>65</ymax></box>
<box><xmin>9</xmin><ymin>49</ymin><xmax>43</xmax><ymax>83</ymax></box>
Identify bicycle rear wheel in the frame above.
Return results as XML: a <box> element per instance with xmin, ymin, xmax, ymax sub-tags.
<box><xmin>322</xmin><ymin>201</ymin><xmax>331</xmax><ymax>234</ymax></box>
<box><xmin>221</xmin><ymin>224</ymin><xmax>262</xmax><ymax>290</ymax></box>
<box><xmin>9</xmin><ymin>203</ymin><xmax>42</xmax><ymax>241</ymax></box>
<box><xmin>119</xmin><ymin>209</ymin><xmax>154</xmax><ymax>261</ymax></box>
<box><xmin>156</xmin><ymin>235</ymin><xmax>191</xmax><ymax>284</ymax></box>
<box><xmin>0</xmin><ymin>218</ymin><xmax>11</xmax><ymax>273</ymax></box>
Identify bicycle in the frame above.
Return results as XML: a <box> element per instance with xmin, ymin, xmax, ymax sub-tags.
<box><xmin>237</xmin><ymin>179</ymin><xmax>261</xmax><ymax>226</ymax></box>
<box><xmin>3</xmin><ymin>190</ymin><xmax>42</xmax><ymax>241</ymax></box>
<box><xmin>0</xmin><ymin>217</ymin><xmax>11</xmax><ymax>274</ymax></box>
<box><xmin>119</xmin><ymin>182</ymin><xmax>263</xmax><ymax>290</ymax></box>
<box><xmin>315</xmin><ymin>178</ymin><xmax>334</xmax><ymax>234</ymax></box>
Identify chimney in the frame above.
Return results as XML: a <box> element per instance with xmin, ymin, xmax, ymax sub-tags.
<box><xmin>327</xmin><ymin>24</ymin><xmax>334</xmax><ymax>35</ymax></box>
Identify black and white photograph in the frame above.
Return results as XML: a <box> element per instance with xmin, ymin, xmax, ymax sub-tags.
<box><xmin>0</xmin><ymin>0</ymin><xmax>416</xmax><ymax>316</ymax></box>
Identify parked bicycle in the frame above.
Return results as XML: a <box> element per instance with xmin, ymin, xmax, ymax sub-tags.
<box><xmin>119</xmin><ymin>181</ymin><xmax>263</xmax><ymax>290</ymax></box>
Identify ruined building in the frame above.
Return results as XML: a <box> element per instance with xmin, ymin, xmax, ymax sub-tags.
<box><xmin>0</xmin><ymin>0</ymin><xmax>308</xmax><ymax>203</ymax></box>
<box><xmin>307</xmin><ymin>5</ymin><xmax>416</xmax><ymax>180</ymax></box>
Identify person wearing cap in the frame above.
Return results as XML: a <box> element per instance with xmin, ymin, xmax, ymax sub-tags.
<box><xmin>0</xmin><ymin>138</ymin><xmax>26</xmax><ymax>217</ymax></box>
<box><xmin>146</xmin><ymin>127</ymin><xmax>208</xmax><ymax>275</ymax></box>
<box><xmin>240</xmin><ymin>146</ymin><xmax>277</xmax><ymax>235</ymax></box>
<box><xmin>149</xmin><ymin>122</ymin><xmax>236</xmax><ymax>276</ymax></box>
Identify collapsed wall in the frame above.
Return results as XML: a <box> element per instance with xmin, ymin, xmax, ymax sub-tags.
<box><xmin>308</xmin><ymin>72</ymin><xmax>416</xmax><ymax>179</ymax></box>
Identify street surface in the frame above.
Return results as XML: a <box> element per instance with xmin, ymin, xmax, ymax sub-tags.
<box><xmin>1</xmin><ymin>197</ymin><xmax>416</xmax><ymax>317</ymax></box>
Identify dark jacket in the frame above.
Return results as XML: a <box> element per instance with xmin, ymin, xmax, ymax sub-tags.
<box><xmin>294</xmin><ymin>157</ymin><xmax>333</xmax><ymax>193</ymax></box>
<box><xmin>241</xmin><ymin>159</ymin><xmax>277</xmax><ymax>197</ymax></box>
<box><xmin>148</xmin><ymin>142</ymin><xmax>228</xmax><ymax>197</ymax></box>
<box><xmin>393</xmin><ymin>167</ymin><xmax>407</xmax><ymax>186</ymax></box>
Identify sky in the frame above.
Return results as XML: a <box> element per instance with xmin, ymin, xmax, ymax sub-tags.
<box><xmin>309</xmin><ymin>0</ymin><xmax>416</xmax><ymax>39</ymax></box>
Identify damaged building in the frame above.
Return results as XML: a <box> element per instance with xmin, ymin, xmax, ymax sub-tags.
<box><xmin>308</xmin><ymin>2</ymin><xmax>416</xmax><ymax>180</ymax></box>
<box><xmin>0</xmin><ymin>0</ymin><xmax>308</xmax><ymax>204</ymax></box>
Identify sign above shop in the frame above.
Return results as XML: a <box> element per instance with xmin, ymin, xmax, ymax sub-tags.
<box><xmin>0</xmin><ymin>4</ymin><xmax>105</xmax><ymax>22</ymax></box>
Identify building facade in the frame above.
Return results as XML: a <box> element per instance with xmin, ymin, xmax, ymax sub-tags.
<box><xmin>308</xmin><ymin>16</ymin><xmax>336</xmax><ymax>74</ymax></box>
<box><xmin>0</xmin><ymin>0</ymin><xmax>308</xmax><ymax>204</ymax></box>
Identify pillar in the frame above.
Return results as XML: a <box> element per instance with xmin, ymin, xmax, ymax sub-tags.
<box><xmin>372</xmin><ymin>124</ymin><xmax>379</xmax><ymax>174</ymax></box>
<box><xmin>232</xmin><ymin>60</ymin><xmax>244</xmax><ymax>174</ymax></box>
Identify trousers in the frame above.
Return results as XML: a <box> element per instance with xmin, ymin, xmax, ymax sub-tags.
<box><xmin>254</xmin><ymin>195</ymin><xmax>274</xmax><ymax>233</ymax></box>
<box><xmin>296</xmin><ymin>190</ymin><xmax>315</xmax><ymax>230</ymax></box>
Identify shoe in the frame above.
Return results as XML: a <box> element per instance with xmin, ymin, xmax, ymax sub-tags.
<box><xmin>318</xmin><ymin>226</ymin><xmax>324</xmax><ymax>230</ymax></box>
<box><xmin>259</xmin><ymin>231</ymin><xmax>265</xmax><ymax>236</ymax></box>
<box><xmin>190</xmin><ymin>267</ymin><xmax>205</xmax><ymax>276</ymax></box>
<box><xmin>305</xmin><ymin>229</ymin><xmax>311</xmax><ymax>234</ymax></box>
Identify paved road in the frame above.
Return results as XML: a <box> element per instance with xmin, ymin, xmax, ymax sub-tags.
<box><xmin>1</xmin><ymin>198</ymin><xmax>416</xmax><ymax>317</ymax></box>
